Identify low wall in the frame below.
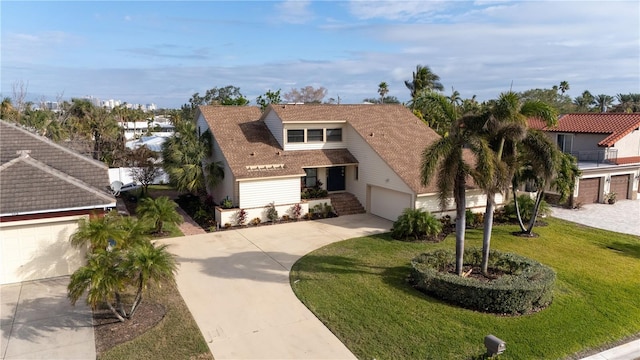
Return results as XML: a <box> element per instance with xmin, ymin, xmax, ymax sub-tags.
<box><xmin>215</xmin><ymin>198</ymin><xmax>332</xmax><ymax>227</ymax></box>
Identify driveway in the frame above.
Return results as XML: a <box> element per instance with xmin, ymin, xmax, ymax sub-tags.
<box><xmin>0</xmin><ymin>276</ymin><xmax>95</xmax><ymax>360</ymax></box>
<box><xmin>161</xmin><ymin>213</ymin><xmax>393</xmax><ymax>360</ymax></box>
<box><xmin>551</xmin><ymin>199</ymin><xmax>640</xmax><ymax>236</ymax></box>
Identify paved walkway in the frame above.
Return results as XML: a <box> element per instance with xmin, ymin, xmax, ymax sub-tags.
<box><xmin>176</xmin><ymin>206</ymin><xmax>207</xmax><ymax>235</ymax></box>
<box><xmin>551</xmin><ymin>199</ymin><xmax>640</xmax><ymax>236</ymax></box>
<box><xmin>161</xmin><ymin>214</ymin><xmax>393</xmax><ymax>360</ymax></box>
<box><xmin>0</xmin><ymin>277</ymin><xmax>95</xmax><ymax>360</ymax></box>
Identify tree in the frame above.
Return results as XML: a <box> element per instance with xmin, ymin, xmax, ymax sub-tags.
<box><xmin>127</xmin><ymin>146</ymin><xmax>160</xmax><ymax>196</ymax></box>
<box><xmin>136</xmin><ymin>196</ymin><xmax>183</xmax><ymax>234</ymax></box>
<box><xmin>613</xmin><ymin>93</ymin><xmax>640</xmax><ymax>113</ymax></box>
<box><xmin>1</xmin><ymin>97</ymin><xmax>18</xmax><ymax>122</ymax></box>
<box><xmin>70</xmin><ymin>211</ymin><xmax>127</xmax><ymax>251</ymax></box>
<box><xmin>122</xmin><ymin>242</ymin><xmax>177</xmax><ymax>318</ymax></box>
<box><xmin>421</xmin><ymin>114</ymin><xmax>494</xmax><ymax>276</ymax></box>
<box><xmin>68</xmin><ymin>99</ymin><xmax>125</xmax><ymax>165</ymax></box>
<box><xmin>479</xmin><ymin>91</ymin><xmax>557</xmax><ymax>274</ymax></box>
<box><xmin>573</xmin><ymin>90</ymin><xmax>595</xmax><ymax>112</ymax></box>
<box><xmin>283</xmin><ymin>86</ymin><xmax>328</xmax><ymax>103</ymax></box>
<box><xmin>519</xmin><ymin>87</ymin><xmax>575</xmax><ymax>114</ymax></box>
<box><xmin>362</xmin><ymin>96</ymin><xmax>400</xmax><ymax>104</ymax></box>
<box><xmin>448</xmin><ymin>88</ymin><xmax>462</xmax><ymax>107</ymax></box>
<box><xmin>162</xmin><ymin>117</ymin><xmax>224</xmax><ymax>195</ymax></box>
<box><xmin>378</xmin><ymin>82</ymin><xmax>389</xmax><ymax>104</ymax></box>
<box><xmin>558</xmin><ymin>81</ymin><xmax>570</xmax><ymax>95</ymax></box>
<box><xmin>594</xmin><ymin>94</ymin><xmax>614</xmax><ymax>113</ymax></box>
<box><xmin>256</xmin><ymin>89</ymin><xmax>282</xmax><ymax>110</ymax></box>
<box><xmin>405</xmin><ymin>64</ymin><xmax>444</xmax><ymax>100</ymax></box>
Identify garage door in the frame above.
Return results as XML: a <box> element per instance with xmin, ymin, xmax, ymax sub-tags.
<box><xmin>370</xmin><ymin>186</ymin><xmax>412</xmax><ymax>221</ymax></box>
<box><xmin>610</xmin><ymin>175</ymin><xmax>630</xmax><ymax>199</ymax></box>
<box><xmin>576</xmin><ymin>178</ymin><xmax>601</xmax><ymax>204</ymax></box>
<box><xmin>0</xmin><ymin>218</ymin><xmax>85</xmax><ymax>285</ymax></box>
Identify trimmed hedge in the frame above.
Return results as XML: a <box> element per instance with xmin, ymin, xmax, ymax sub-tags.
<box><xmin>410</xmin><ymin>248</ymin><xmax>556</xmax><ymax>314</ymax></box>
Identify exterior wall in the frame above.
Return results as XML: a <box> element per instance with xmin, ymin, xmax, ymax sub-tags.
<box><xmin>570</xmin><ymin>133</ymin><xmax>608</xmax><ymax>152</ymax></box>
<box><xmin>571</xmin><ymin>165</ymin><xmax>640</xmax><ymax>203</ymax></box>
<box><xmin>263</xmin><ymin>111</ymin><xmax>284</xmax><ymax>147</ymax></box>
<box><xmin>215</xmin><ymin>198</ymin><xmax>332</xmax><ymax>226</ymax></box>
<box><xmin>0</xmin><ymin>215</ymin><xmax>88</xmax><ymax>285</ymax></box>
<box><xmin>282</xmin><ymin>123</ymin><xmax>347</xmax><ymax>151</ymax></box>
<box><xmin>415</xmin><ymin>190</ymin><xmax>504</xmax><ymax>218</ymax></box>
<box><xmin>344</xmin><ymin>125</ymin><xmax>413</xmax><ymax>212</ymax></box>
<box><xmin>198</xmin><ymin>114</ymin><xmax>237</xmax><ymax>204</ymax></box>
<box><xmin>369</xmin><ymin>186</ymin><xmax>412</xmax><ymax>221</ymax></box>
<box><xmin>238</xmin><ymin>177</ymin><xmax>301</xmax><ymax>208</ymax></box>
<box><xmin>613</xmin><ymin>129</ymin><xmax>640</xmax><ymax>158</ymax></box>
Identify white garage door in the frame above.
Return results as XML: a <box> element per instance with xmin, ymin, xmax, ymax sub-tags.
<box><xmin>0</xmin><ymin>217</ymin><xmax>85</xmax><ymax>285</ymax></box>
<box><xmin>370</xmin><ymin>186</ymin><xmax>412</xmax><ymax>221</ymax></box>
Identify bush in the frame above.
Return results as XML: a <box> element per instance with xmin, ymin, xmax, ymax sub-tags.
<box><xmin>410</xmin><ymin>248</ymin><xmax>556</xmax><ymax>314</ymax></box>
<box><xmin>220</xmin><ymin>197</ymin><xmax>233</xmax><ymax>209</ymax></box>
<box><xmin>503</xmin><ymin>195</ymin><xmax>550</xmax><ymax>222</ymax></box>
<box><xmin>250</xmin><ymin>217</ymin><xmax>261</xmax><ymax>226</ymax></box>
<box><xmin>391</xmin><ymin>208</ymin><xmax>442</xmax><ymax>240</ymax></box>
<box><xmin>265</xmin><ymin>202</ymin><xmax>279</xmax><ymax>222</ymax></box>
<box><xmin>236</xmin><ymin>209</ymin><xmax>247</xmax><ymax>226</ymax></box>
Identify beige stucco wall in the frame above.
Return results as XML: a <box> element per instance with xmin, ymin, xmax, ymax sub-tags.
<box><xmin>0</xmin><ymin>215</ymin><xmax>88</xmax><ymax>285</ymax></box>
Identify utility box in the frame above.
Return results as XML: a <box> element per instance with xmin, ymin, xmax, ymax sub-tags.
<box><xmin>484</xmin><ymin>335</ymin><xmax>506</xmax><ymax>356</ymax></box>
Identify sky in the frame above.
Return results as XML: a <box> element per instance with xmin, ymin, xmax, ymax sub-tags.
<box><xmin>1</xmin><ymin>0</ymin><xmax>639</xmax><ymax>109</ymax></box>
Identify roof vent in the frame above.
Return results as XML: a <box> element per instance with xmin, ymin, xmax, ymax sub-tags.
<box><xmin>369</xmin><ymin>132</ymin><xmax>374</xmax><ymax>137</ymax></box>
<box><xmin>16</xmin><ymin>150</ymin><xmax>31</xmax><ymax>157</ymax></box>
<box><xmin>250</xmin><ymin>152</ymin><xmax>255</xmax><ymax>156</ymax></box>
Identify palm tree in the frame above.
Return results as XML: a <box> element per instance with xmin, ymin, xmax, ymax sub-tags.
<box><xmin>421</xmin><ymin>114</ymin><xmax>494</xmax><ymax>276</ymax></box>
<box><xmin>70</xmin><ymin>212</ymin><xmax>127</xmax><ymax>251</ymax></box>
<box><xmin>136</xmin><ymin>196</ymin><xmax>183</xmax><ymax>234</ymax></box>
<box><xmin>411</xmin><ymin>91</ymin><xmax>457</xmax><ymax>136</ymax></box>
<box><xmin>405</xmin><ymin>64</ymin><xmax>444</xmax><ymax>100</ymax></box>
<box><xmin>480</xmin><ymin>91</ymin><xmax>557</xmax><ymax>274</ymax></box>
<box><xmin>448</xmin><ymin>88</ymin><xmax>462</xmax><ymax>106</ymax></box>
<box><xmin>1</xmin><ymin>97</ymin><xmax>18</xmax><ymax>121</ymax></box>
<box><xmin>378</xmin><ymin>82</ymin><xmax>389</xmax><ymax>104</ymax></box>
<box><xmin>559</xmin><ymin>81</ymin><xmax>570</xmax><ymax>94</ymax></box>
<box><xmin>123</xmin><ymin>242</ymin><xmax>177</xmax><ymax>318</ymax></box>
<box><xmin>68</xmin><ymin>249</ymin><xmax>128</xmax><ymax>322</ymax></box>
<box><xmin>594</xmin><ymin>94</ymin><xmax>614</xmax><ymax>113</ymax></box>
<box><xmin>162</xmin><ymin>118</ymin><xmax>224</xmax><ymax>195</ymax></box>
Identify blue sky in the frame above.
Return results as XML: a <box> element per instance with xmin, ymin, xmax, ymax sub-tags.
<box><xmin>2</xmin><ymin>1</ymin><xmax>639</xmax><ymax>108</ymax></box>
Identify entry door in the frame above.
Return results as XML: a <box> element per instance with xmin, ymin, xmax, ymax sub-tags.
<box><xmin>326</xmin><ymin>166</ymin><xmax>345</xmax><ymax>191</ymax></box>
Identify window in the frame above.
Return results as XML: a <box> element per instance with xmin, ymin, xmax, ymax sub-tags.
<box><xmin>287</xmin><ymin>129</ymin><xmax>304</xmax><ymax>143</ymax></box>
<box><xmin>303</xmin><ymin>168</ymin><xmax>317</xmax><ymax>188</ymax></box>
<box><xmin>354</xmin><ymin>166</ymin><xmax>359</xmax><ymax>181</ymax></box>
<box><xmin>326</xmin><ymin>128</ymin><xmax>342</xmax><ymax>142</ymax></box>
<box><xmin>557</xmin><ymin>134</ymin><xmax>573</xmax><ymax>153</ymax></box>
<box><xmin>307</xmin><ymin>129</ymin><xmax>324</xmax><ymax>142</ymax></box>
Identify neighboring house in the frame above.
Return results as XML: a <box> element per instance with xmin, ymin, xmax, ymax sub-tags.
<box><xmin>0</xmin><ymin>120</ymin><xmax>116</xmax><ymax>284</ymax></box>
<box><xmin>531</xmin><ymin>113</ymin><xmax>640</xmax><ymax>204</ymax></box>
<box><xmin>196</xmin><ymin>104</ymin><xmax>500</xmax><ymax>224</ymax></box>
<box><xmin>120</xmin><ymin>118</ymin><xmax>174</xmax><ymax>140</ymax></box>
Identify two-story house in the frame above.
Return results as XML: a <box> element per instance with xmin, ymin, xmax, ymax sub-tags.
<box><xmin>532</xmin><ymin>113</ymin><xmax>640</xmax><ymax>204</ymax></box>
<box><xmin>196</xmin><ymin>104</ymin><xmax>500</xmax><ymax>224</ymax></box>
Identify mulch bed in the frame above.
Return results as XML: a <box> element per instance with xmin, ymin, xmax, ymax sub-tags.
<box><xmin>93</xmin><ymin>301</ymin><xmax>166</xmax><ymax>354</ymax></box>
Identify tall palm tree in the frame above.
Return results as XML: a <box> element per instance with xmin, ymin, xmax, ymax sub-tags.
<box><xmin>421</xmin><ymin>114</ymin><xmax>494</xmax><ymax>276</ymax></box>
<box><xmin>136</xmin><ymin>196</ymin><xmax>183</xmax><ymax>234</ymax></box>
<box><xmin>411</xmin><ymin>91</ymin><xmax>457</xmax><ymax>136</ymax></box>
<box><xmin>448</xmin><ymin>88</ymin><xmax>462</xmax><ymax>106</ymax></box>
<box><xmin>378</xmin><ymin>82</ymin><xmax>389</xmax><ymax>104</ymax></box>
<box><xmin>558</xmin><ymin>81</ymin><xmax>570</xmax><ymax>94</ymax></box>
<box><xmin>480</xmin><ymin>91</ymin><xmax>557</xmax><ymax>274</ymax></box>
<box><xmin>123</xmin><ymin>242</ymin><xmax>177</xmax><ymax>318</ymax></box>
<box><xmin>594</xmin><ymin>94</ymin><xmax>614</xmax><ymax>113</ymax></box>
<box><xmin>162</xmin><ymin>119</ymin><xmax>224</xmax><ymax>194</ymax></box>
<box><xmin>68</xmin><ymin>249</ymin><xmax>128</xmax><ymax>322</ymax></box>
<box><xmin>70</xmin><ymin>212</ymin><xmax>127</xmax><ymax>251</ymax></box>
<box><xmin>405</xmin><ymin>64</ymin><xmax>444</xmax><ymax>100</ymax></box>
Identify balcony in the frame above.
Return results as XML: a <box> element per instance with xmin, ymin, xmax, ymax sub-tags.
<box><xmin>570</xmin><ymin>149</ymin><xmax>618</xmax><ymax>168</ymax></box>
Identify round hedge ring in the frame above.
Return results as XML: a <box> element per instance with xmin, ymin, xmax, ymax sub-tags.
<box><xmin>410</xmin><ymin>248</ymin><xmax>556</xmax><ymax>315</ymax></box>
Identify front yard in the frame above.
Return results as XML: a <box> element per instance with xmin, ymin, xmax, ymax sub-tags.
<box><xmin>290</xmin><ymin>218</ymin><xmax>640</xmax><ymax>359</ymax></box>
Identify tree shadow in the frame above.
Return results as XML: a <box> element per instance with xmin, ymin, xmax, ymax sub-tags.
<box><xmin>603</xmin><ymin>240</ymin><xmax>640</xmax><ymax>259</ymax></box>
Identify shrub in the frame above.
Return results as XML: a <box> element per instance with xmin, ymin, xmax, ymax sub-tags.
<box><xmin>290</xmin><ymin>203</ymin><xmax>302</xmax><ymax>220</ymax></box>
<box><xmin>410</xmin><ymin>248</ymin><xmax>556</xmax><ymax>314</ymax></box>
<box><xmin>503</xmin><ymin>195</ymin><xmax>550</xmax><ymax>221</ymax></box>
<box><xmin>281</xmin><ymin>214</ymin><xmax>290</xmax><ymax>222</ymax></box>
<box><xmin>236</xmin><ymin>208</ymin><xmax>247</xmax><ymax>226</ymax></box>
<box><xmin>250</xmin><ymin>217</ymin><xmax>261</xmax><ymax>226</ymax></box>
<box><xmin>224</xmin><ymin>223</ymin><xmax>231</xmax><ymax>229</ymax></box>
<box><xmin>391</xmin><ymin>208</ymin><xmax>443</xmax><ymax>240</ymax></box>
<box><xmin>265</xmin><ymin>202</ymin><xmax>279</xmax><ymax>222</ymax></box>
<box><xmin>221</xmin><ymin>197</ymin><xmax>233</xmax><ymax>209</ymax></box>
<box><xmin>465</xmin><ymin>210</ymin><xmax>485</xmax><ymax>229</ymax></box>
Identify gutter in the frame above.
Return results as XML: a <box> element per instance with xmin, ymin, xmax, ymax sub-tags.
<box><xmin>0</xmin><ymin>203</ymin><xmax>116</xmax><ymax>218</ymax></box>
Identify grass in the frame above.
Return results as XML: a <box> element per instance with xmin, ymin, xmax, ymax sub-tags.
<box><xmin>290</xmin><ymin>218</ymin><xmax>640</xmax><ymax>360</ymax></box>
<box><xmin>98</xmin><ymin>280</ymin><xmax>213</xmax><ymax>360</ymax></box>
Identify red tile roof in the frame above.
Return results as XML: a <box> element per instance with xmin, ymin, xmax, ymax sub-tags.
<box><xmin>612</xmin><ymin>156</ymin><xmax>640</xmax><ymax>165</ymax></box>
<box><xmin>539</xmin><ymin>113</ymin><xmax>640</xmax><ymax>147</ymax></box>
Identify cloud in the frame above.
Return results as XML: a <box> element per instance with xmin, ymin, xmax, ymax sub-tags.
<box><xmin>119</xmin><ymin>45</ymin><xmax>211</xmax><ymax>60</ymax></box>
<box><xmin>274</xmin><ymin>0</ymin><xmax>314</xmax><ymax>24</ymax></box>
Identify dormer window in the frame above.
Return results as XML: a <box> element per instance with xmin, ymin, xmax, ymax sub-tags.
<box><xmin>327</xmin><ymin>128</ymin><xmax>342</xmax><ymax>142</ymax></box>
<box><xmin>287</xmin><ymin>129</ymin><xmax>304</xmax><ymax>143</ymax></box>
<box><xmin>307</xmin><ymin>129</ymin><xmax>324</xmax><ymax>142</ymax></box>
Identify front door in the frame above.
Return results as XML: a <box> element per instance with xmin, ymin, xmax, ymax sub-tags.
<box><xmin>326</xmin><ymin>166</ymin><xmax>345</xmax><ymax>191</ymax></box>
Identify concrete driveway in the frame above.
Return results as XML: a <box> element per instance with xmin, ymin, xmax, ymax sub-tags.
<box><xmin>551</xmin><ymin>199</ymin><xmax>640</xmax><ymax>236</ymax></box>
<box><xmin>161</xmin><ymin>213</ymin><xmax>392</xmax><ymax>360</ymax></box>
<box><xmin>1</xmin><ymin>276</ymin><xmax>95</xmax><ymax>360</ymax></box>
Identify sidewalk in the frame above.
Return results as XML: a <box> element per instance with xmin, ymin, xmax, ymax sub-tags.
<box><xmin>579</xmin><ymin>339</ymin><xmax>640</xmax><ymax>360</ymax></box>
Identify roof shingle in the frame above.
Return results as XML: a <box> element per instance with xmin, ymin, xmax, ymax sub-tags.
<box><xmin>541</xmin><ymin>113</ymin><xmax>640</xmax><ymax>147</ymax></box>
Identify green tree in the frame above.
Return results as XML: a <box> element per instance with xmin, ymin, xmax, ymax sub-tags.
<box><xmin>127</xmin><ymin>146</ymin><xmax>160</xmax><ymax>196</ymax></box>
<box><xmin>70</xmin><ymin>211</ymin><xmax>127</xmax><ymax>251</ymax></box>
<box><xmin>519</xmin><ymin>87</ymin><xmax>575</xmax><ymax>114</ymax></box>
<box><xmin>136</xmin><ymin>196</ymin><xmax>183</xmax><ymax>234</ymax></box>
<box><xmin>123</xmin><ymin>242</ymin><xmax>177</xmax><ymax>317</ymax></box>
<box><xmin>411</xmin><ymin>90</ymin><xmax>478</xmax><ymax>136</ymax></box>
<box><xmin>421</xmin><ymin>114</ymin><xmax>494</xmax><ymax>276</ymax></box>
<box><xmin>256</xmin><ymin>89</ymin><xmax>282</xmax><ymax>111</ymax></box>
<box><xmin>558</xmin><ymin>81</ymin><xmax>570</xmax><ymax>94</ymax></box>
<box><xmin>162</xmin><ymin>117</ymin><xmax>224</xmax><ymax>195</ymax></box>
<box><xmin>594</xmin><ymin>94</ymin><xmax>614</xmax><ymax>113</ymax></box>
<box><xmin>68</xmin><ymin>99</ymin><xmax>124</xmax><ymax>165</ymax></box>
<box><xmin>1</xmin><ymin>97</ymin><xmax>19</xmax><ymax>122</ymax></box>
<box><xmin>405</xmin><ymin>64</ymin><xmax>444</xmax><ymax>100</ymax></box>
<box><xmin>378</xmin><ymin>82</ymin><xmax>389</xmax><ymax>103</ymax></box>
<box><xmin>573</xmin><ymin>90</ymin><xmax>595</xmax><ymax>112</ymax></box>
<box><xmin>613</xmin><ymin>93</ymin><xmax>640</xmax><ymax>113</ymax></box>
<box><xmin>283</xmin><ymin>86</ymin><xmax>328</xmax><ymax>103</ymax></box>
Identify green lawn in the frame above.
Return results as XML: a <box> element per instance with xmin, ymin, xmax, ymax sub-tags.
<box><xmin>290</xmin><ymin>218</ymin><xmax>640</xmax><ymax>360</ymax></box>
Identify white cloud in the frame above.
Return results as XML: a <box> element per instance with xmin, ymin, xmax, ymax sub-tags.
<box><xmin>274</xmin><ymin>0</ymin><xmax>314</xmax><ymax>24</ymax></box>
<box><xmin>348</xmin><ymin>1</ymin><xmax>452</xmax><ymax>21</ymax></box>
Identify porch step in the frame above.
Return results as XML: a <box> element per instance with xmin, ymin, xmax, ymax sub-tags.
<box><xmin>328</xmin><ymin>192</ymin><xmax>366</xmax><ymax>216</ymax></box>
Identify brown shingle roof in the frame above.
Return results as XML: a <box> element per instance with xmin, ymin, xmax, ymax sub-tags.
<box><xmin>0</xmin><ymin>120</ymin><xmax>115</xmax><ymax>216</ymax></box>
<box><xmin>198</xmin><ymin>106</ymin><xmax>358</xmax><ymax>180</ymax></box>
<box><xmin>541</xmin><ymin>113</ymin><xmax>640</xmax><ymax>147</ymax></box>
<box><xmin>267</xmin><ymin>104</ymin><xmax>442</xmax><ymax>194</ymax></box>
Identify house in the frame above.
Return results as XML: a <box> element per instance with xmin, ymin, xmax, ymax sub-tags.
<box><xmin>0</xmin><ymin>120</ymin><xmax>116</xmax><ymax>284</ymax></box>
<box><xmin>196</xmin><ymin>104</ymin><xmax>500</xmax><ymax>224</ymax></box>
<box><xmin>531</xmin><ymin>113</ymin><xmax>640</xmax><ymax>204</ymax></box>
